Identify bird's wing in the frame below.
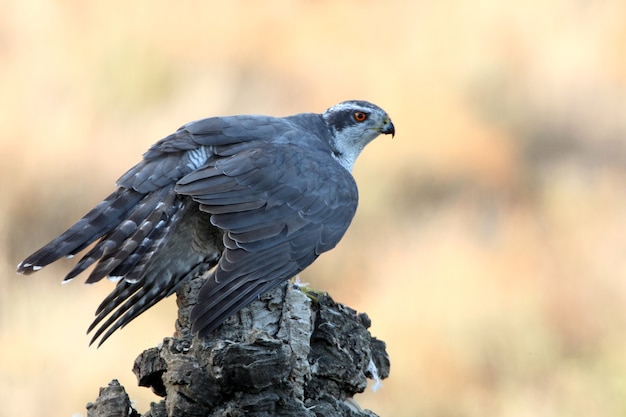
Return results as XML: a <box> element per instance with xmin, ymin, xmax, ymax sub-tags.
<box><xmin>81</xmin><ymin>117</ymin><xmax>300</xmax><ymax>344</ymax></box>
<box><xmin>175</xmin><ymin>140</ymin><xmax>359</xmax><ymax>336</ymax></box>
<box><xmin>17</xmin><ymin>127</ymin><xmax>205</xmax><ymax>279</ymax></box>
<box><xmin>17</xmin><ymin>115</ymin><xmax>288</xmax><ymax>278</ymax></box>
<box><xmin>17</xmin><ymin>115</ymin><xmax>294</xmax><ymax>345</ymax></box>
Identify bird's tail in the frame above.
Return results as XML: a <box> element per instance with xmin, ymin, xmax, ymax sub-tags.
<box><xmin>17</xmin><ymin>188</ymin><xmax>145</xmax><ymax>277</ymax></box>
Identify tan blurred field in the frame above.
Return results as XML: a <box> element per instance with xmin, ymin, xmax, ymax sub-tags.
<box><xmin>2</xmin><ymin>1</ymin><xmax>626</xmax><ymax>416</ymax></box>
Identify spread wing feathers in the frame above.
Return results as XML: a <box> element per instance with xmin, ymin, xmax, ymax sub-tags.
<box><xmin>176</xmin><ymin>141</ymin><xmax>358</xmax><ymax>337</ymax></box>
<box><xmin>85</xmin><ymin>197</ymin><xmax>220</xmax><ymax>346</ymax></box>
<box><xmin>16</xmin><ymin>122</ymin><xmax>211</xmax><ymax>277</ymax></box>
<box><xmin>64</xmin><ymin>186</ymin><xmax>176</xmax><ymax>283</ymax></box>
<box><xmin>17</xmin><ymin>188</ymin><xmax>145</xmax><ymax>275</ymax></box>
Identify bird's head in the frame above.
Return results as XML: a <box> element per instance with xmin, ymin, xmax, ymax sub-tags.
<box><xmin>322</xmin><ymin>100</ymin><xmax>395</xmax><ymax>171</ymax></box>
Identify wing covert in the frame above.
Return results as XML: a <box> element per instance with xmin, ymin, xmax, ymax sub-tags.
<box><xmin>176</xmin><ymin>141</ymin><xmax>359</xmax><ymax>336</ymax></box>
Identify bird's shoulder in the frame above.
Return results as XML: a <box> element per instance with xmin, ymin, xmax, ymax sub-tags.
<box><xmin>118</xmin><ymin>113</ymin><xmax>331</xmax><ymax>193</ymax></box>
<box><xmin>187</xmin><ymin>112</ymin><xmax>329</xmax><ymax>147</ymax></box>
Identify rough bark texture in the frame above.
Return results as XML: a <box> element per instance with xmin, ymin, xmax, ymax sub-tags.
<box><xmin>86</xmin><ymin>274</ymin><xmax>390</xmax><ymax>417</ymax></box>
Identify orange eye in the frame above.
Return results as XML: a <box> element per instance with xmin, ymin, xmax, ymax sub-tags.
<box><xmin>353</xmin><ymin>111</ymin><xmax>368</xmax><ymax>122</ymax></box>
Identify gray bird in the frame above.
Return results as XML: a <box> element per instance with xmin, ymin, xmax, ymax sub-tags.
<box><xmin>17</xmin><ymin>100</ymin><xmax>395</xmax><ymax>346</ymax></box>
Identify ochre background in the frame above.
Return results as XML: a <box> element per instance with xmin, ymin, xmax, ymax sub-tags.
<box><xmin>2</xmin><ymin>1</ymin><xmax>626</xmax><ymax>416</ymax></box>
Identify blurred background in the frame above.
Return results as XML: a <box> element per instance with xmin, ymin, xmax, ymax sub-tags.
<box><xmin>1</xmin><ymin>1</ymin><xmax>626</xmax><ymax>416</ymax></box>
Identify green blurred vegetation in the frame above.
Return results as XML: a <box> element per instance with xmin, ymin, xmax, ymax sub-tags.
<box><xmin>2</xmin><ymin>1</ymin><xmax>626</xmax><ymax>416</ymax></box>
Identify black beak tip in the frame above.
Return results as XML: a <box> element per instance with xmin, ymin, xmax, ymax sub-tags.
<box><xmin>383</xmin><ymin>121</ymin><xmax>395</xmax><ymax>137</ymax></box>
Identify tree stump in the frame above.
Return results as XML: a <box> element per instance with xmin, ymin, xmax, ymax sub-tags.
<box><xmin>86</xmin><ymin>274</ymin><xmax>390</xmax><ymax>417</ymax></box>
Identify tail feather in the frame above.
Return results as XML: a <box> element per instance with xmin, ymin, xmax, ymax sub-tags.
<box><xmin>83</xmin><ymin>200</ymin><xmax>220</xmax><ymax>346</ymax></box>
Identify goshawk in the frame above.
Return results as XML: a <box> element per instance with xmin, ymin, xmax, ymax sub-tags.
<box><xmin>17</xmin><ymin>100</ymin><xmax>395</xmax><ymax>345</ymax></box>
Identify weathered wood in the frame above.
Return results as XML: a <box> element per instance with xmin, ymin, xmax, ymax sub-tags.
<box><xmin>87</xmin><ymin>274</ymin><xmax>390</xmax><ymax>417</ymax></box>
<box><xmin>86</xmin><ymin>379</ymin><xmax>140</xmax><ymax>417</ymax></box>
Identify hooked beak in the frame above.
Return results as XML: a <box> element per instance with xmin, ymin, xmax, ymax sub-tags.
<box><xmin>381</xmin><ymin>119</ymin><xmax>395</xmax><ymax>138</ymax></box>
